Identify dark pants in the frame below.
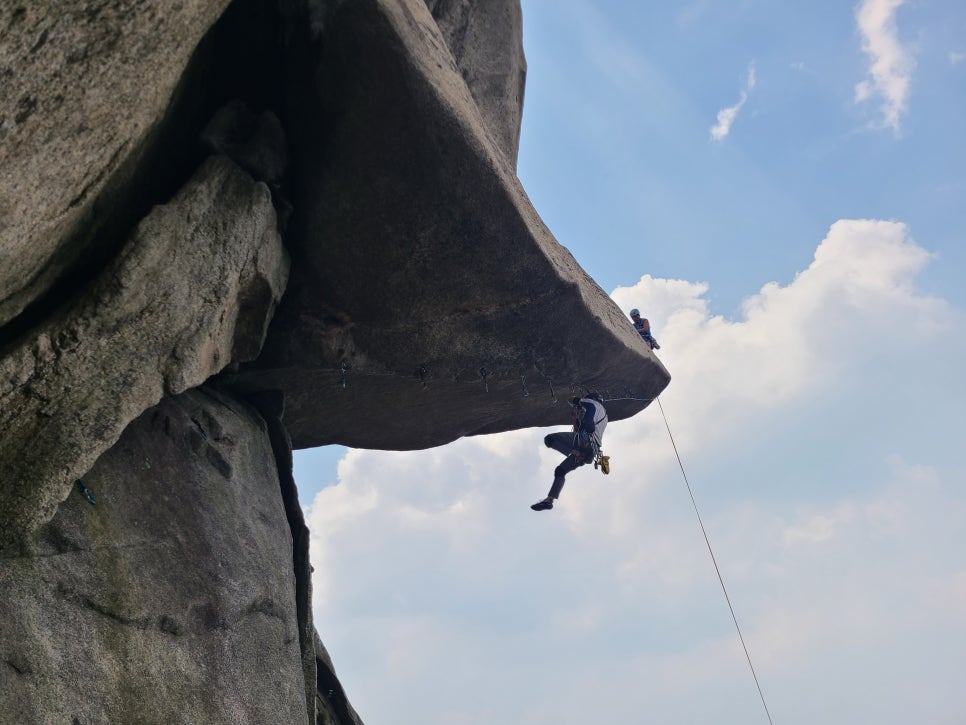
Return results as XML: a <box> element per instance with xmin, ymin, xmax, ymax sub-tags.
<box><xmin>544</xmin><ymin>432</ymin><xmax>590</xmax><ymax>499</ymax></box>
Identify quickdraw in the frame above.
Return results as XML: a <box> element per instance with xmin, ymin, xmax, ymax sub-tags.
<box><xmin>591</xmin><ymin>439</ymin><xmax>610</xmax><ymax>475</ymax></box>
<box><xmin>76</xmin><ymin>478</ymin><xmax>96</xmax><ymax>505</ymax></box>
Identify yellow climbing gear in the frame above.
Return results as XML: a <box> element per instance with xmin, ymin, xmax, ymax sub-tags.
<box><xmin>592</xmin><ymin>444</ymin><xmax>611</xmax><ymax>475</ymax></box>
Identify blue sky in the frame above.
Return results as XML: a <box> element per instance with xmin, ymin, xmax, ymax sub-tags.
<box><xmin>294</xmin><ymin>2</ymin><xmax>966</xmax><ymax>722</ymax></box>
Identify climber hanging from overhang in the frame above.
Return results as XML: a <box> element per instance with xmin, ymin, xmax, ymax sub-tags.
<box><xmin>629</xmin><ymin>308</ymin><xmax>660</xmax><ymax>350</ymax></box>
<box><xmin>531</xmin><ymin>392</ymin><xmax>609</xmax><ymax>511</ymax></box>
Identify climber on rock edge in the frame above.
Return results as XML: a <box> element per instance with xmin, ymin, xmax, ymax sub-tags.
<box><xmin>630</xmin><ymin>308</ymin><xmax>660</xmax><ymax>350</ymax></box>
<box><xmin>531</xmin><ymin>392</ymin><xmax>608</xmax><ymax>511</ymax></box>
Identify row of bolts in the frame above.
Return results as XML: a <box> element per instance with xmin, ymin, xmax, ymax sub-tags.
<box><xmin>339</xmin><ymin>361</ymin><xmax>645</xmax><ymax>403</ymax></box>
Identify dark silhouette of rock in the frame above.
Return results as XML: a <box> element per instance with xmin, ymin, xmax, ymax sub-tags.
<box><xmin>201</xmin><ymin>100</ymin><xmax>290</xmax><ymax>186</ymax></box>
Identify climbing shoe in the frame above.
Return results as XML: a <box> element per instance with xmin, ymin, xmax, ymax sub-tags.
<box><xmin>600</xmin><ymin>456</ymin><xmax>610</xmax><ymax>475</ymax></box>
<box><xmin>530</xmin><ymin>497</ymin><xmax>554</xmax><ymax>511</ymax></box>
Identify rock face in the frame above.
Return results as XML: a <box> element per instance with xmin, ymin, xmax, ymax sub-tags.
<box><xmin>0</xmin><ymin>0</ymin><xmax>233</xmax><ymax>327</ymax></box>
<box><xmin>0</xmin><ymin>389</ymin><xmax>313</xmax><ymax>725</ymax></box>
<box><xmin>0</xmin><ymin>0</ymin><xmax>671</xmax><ymax>722</ymax></box>
<box><xmin>425</xmin><ymin>0</ymin><xmax>527</xmax><ymax>165</ymax></box>
<box><xmin>240</xmin><ymin>0</ymin><xmax>669</xmax><ymax>450</ymax></box>
<box><xmin>0</xmin><ymin>155</ymin><xmax>289</xmax><ymax>547</ymax></box>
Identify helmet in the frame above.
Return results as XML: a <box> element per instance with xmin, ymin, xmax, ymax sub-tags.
<box><xmin>587</xmin><ymin>391</ymin><xmax>603</xmax><ymax>403</ymax></box>
<box><xmin>629</xmin><ymin>308</ymin><xmax>640</xmax><ymax>317</ymax></box>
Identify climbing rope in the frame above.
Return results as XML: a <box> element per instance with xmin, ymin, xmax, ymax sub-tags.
<box><xmin>657</xmin><ymin>397</ymin><xmax>774</xmax><ymax>725</ymax></box>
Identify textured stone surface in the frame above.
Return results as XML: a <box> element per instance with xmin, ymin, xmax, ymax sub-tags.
<box><xmin>0</xmin><ymin>1</ymin><xmax>665</xmax><ymax>721</ymax></box>
<box><xmin>0</xmin><ymin>389</ymin><xmax>311</xmax><ymax>725</ymax></box>
<box><xmin>0</xmin><ymin>0</ymin><xmax>233</xmax><ymax>326</ymax></box>
<box><xmin>424</xmin><ymin>0</ymin><xmax>527</xmax><ymax>165</ymax></box>
<box><xmin>247</xmin><ymin>389</ymin><xmax>317</xmax><ymax>722</ymax></box>
<box><xmin>0</xmin><ymin>156</ymin><xmax>288</xmax><ymax>545</ymax></box>
<box><xmin>201</xmin><ymin>100</ymin><xmax>290</xmax><ymax>186</ymax></box>
<box><xmin>240</xmin><ymin>0</ymin><xmax>671</xmax><ymax>450</ymax></box>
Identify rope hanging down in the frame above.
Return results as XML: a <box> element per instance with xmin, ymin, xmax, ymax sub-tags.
<box><xmin>657</xmin><ymin>398</ymin><xmax>774</xmax><ymax>725</ymax></box>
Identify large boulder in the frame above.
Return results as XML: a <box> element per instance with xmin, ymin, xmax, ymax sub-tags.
<box><xmin>237</xmin><ymin>0</ymin><xmax>671</xmax><ymax>450</ymax></box>
<box><xmin>0</xmin><ymin>0</ymin><xmax>233</xmax><ymax>327</ymax></box>
<box><xmin>0</xmin><ymin>389</ymin><xmax>317</xmax><ymax>725</ymax></box>
<box><xmin>424</xmin><ymin>0</ymin><xmax>527</xmax><ymax>165</ymax></box>
<box><xmin>0</xmin><ymin>156</ymin><xmax>288</xmax><ymax>545</ymax></box>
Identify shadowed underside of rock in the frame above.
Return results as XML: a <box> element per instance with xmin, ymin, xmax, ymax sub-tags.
<box><xmin>235</xmin><ymin>0</ymin><xmax>670</xmax><ymax>450</ymax></box>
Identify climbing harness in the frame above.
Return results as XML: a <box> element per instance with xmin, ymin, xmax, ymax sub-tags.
<box><xmin>76</xmin><ymin>478</ymin><xmax>96</xmax><ymax>505</ymax></box>
<box><xmin>658</xmin><ymin>398</ymin><xmax>774</xmax><ymax>725</ymax></box>
<box><xmin>572</xmin><ymin>397</ymin><xmax>611</xmax><ymax>475</ymax></box>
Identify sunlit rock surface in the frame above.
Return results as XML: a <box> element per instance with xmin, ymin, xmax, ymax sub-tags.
<box><xmin>0</xmin><ymin>156</ymin><xmax>288</xmax><ymax>546</ymax></box>
<box><xmin>425</xmin><ymin>0</ymin><xmax>527</xmax><ymax>165</ymax></box>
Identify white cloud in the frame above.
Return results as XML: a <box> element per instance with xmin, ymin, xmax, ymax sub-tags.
<box><xmin>710</xmin><ymin>62</ymin><xmax>757</xmax><ymax>141</ymax></box>
<box><xmin>302</xmin><ymin>220</ymin><xmax>966</xmax><ymax>724</ymax></box>
<box><xmin>613</xmin><ymin>220</ymin><xmax>947</xmax><ymax>436</ymax></box>
<box><xmin>950</xmin><ymin>51</ymin><xmax>965</xmax><ymax>66</ymax></box>
<box><xmin>854</xmin><ymin>0</ymin><xmax>916</xmax><ymax>133</ymax></box>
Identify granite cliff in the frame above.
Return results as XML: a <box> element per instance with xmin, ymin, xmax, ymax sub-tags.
<box><xmin>0</xmin><ymin>1</ymin><xmax>671</xmax><ymax>722</ymax></box>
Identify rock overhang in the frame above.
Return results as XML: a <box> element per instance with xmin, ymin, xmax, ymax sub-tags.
<box><xmin>0</xmin><ymin>0</ymin><xmax>670</xmax><ymax>719</ymax></box>
<box><xmin>0</xmin><ymin>0</ymin><xmax>235</xmax><ymax>327</ymax></box>
<box><xmin>0</xmin><ymin>0</ymin><xmax>670</xmax><ymax>540</ymax></box>
<box><xmin>233</xmin><ymin>0</ymin><xmax>671</xmax><ymax>450</ymax></box>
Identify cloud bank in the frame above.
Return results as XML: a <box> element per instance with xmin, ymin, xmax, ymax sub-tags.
<box><xmin>303</xmin><ymin>220</ymin><xmax>964</xmax><ymax>725</ymax></box>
